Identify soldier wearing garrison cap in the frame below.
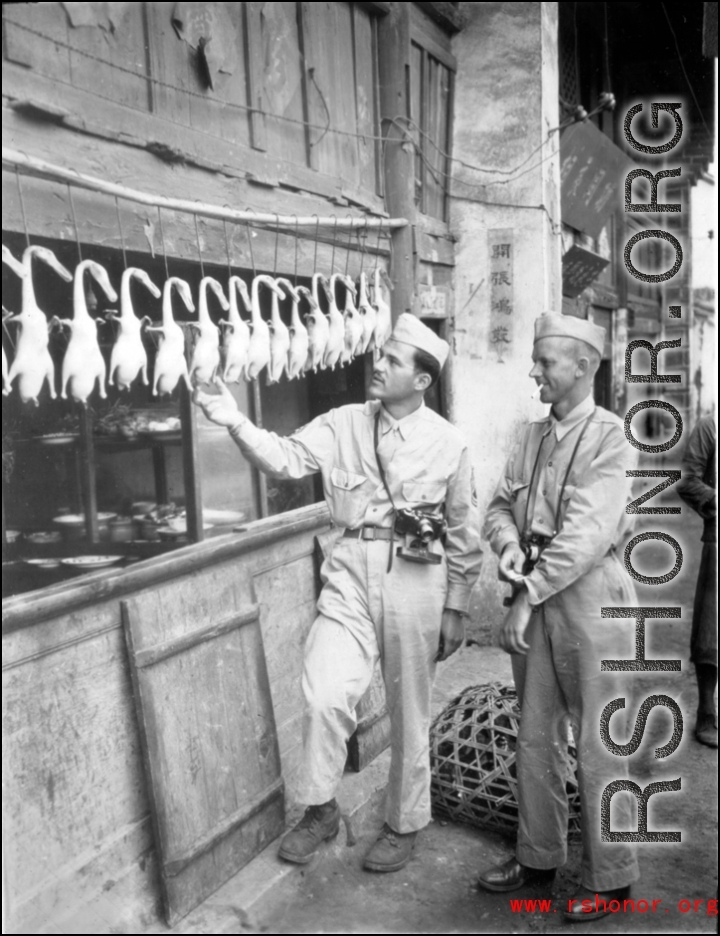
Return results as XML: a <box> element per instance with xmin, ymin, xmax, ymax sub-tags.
<box><xmin>195</xmin><ymin>311</ymin><xmax>482</xmax><ymax>872</ymax></box>
<box><xmin>478</xmin><ymin>313</ymin><xmax>641</xmax><ymax>922</ymax></box>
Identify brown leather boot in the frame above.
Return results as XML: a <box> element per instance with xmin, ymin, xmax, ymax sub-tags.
<box><xmin>278</xmin><ymin>800</ymin><xmax>341</xmax><ymax>864</ymax></box>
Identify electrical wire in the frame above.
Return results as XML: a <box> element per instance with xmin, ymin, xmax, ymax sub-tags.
<box><xmin>115</xmin><ymin>195</ymin><xmax>128</xmax><ymax>270</ymax></box>
<box><xmin>15</xmin><ymin>168</ymin><xmax>31</xmax><ymax>249</ymax></box>
<box><xmin>157</xmin><ymin>206</ymin><xmax>169</xmax><ymax>279</ymax></box>
<box><xmin>67</xmin><ymin>184</ymin><xmax>83</xmax><ymax>262</ymax></box>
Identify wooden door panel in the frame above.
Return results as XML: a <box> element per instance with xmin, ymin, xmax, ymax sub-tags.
<box><xmin>122</xmin><ymin>578</ymin><xmax>284</xmax><ymax>926</ymax></box>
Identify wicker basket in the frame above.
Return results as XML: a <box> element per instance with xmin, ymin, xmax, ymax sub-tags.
<box><xmin>430</xmin><ymin>682</ymin><xmax>581</xmax><ymax>842</ymax></box>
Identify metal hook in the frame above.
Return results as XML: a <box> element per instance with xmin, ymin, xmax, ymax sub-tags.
<box><xmin>223</xmin><ymin>218</ymin><xmax>233</xmax><ymax>279</ymax></box>
<box><xmin>245</xmin><ymin>209</ymin><xmax>256</xmax><ymax>276</ymax></box>
<box><xmin>293</xmin><ymin>215</ymin><xmax>300</xmax><ymax>285</ymax></box>
<box><xmin>344</xmin><ymin>215</ymin><xmax>354</xmax><ymax>276</ymax></box>
<box><xmin>157</xmin><ymin>206</ymin><xmax>169</xmax><ymax>280</ymax></box>
<box><xmin>15</xmin><ymin>168</ymin><xmax>31</xmax><ymax>249</ymax></box>
<box><xmin>272</xmin><ymin>213</ymin><xmax>280</xmax><ymax>277</ymax></box>
<box><xmin>356</xmin><ymin>219</ymin><xmax>368</xmax><ymax>279</ymax></box>
<box><xmin>67</xmin><ymin>184</ymin><xmax>83</xmax><ymax>262</ymax></box>
<box><xmin>115</xmin><ymin>195</ymin><xmax>128</xmax><ymax>270</ymax></box>
<box><xmin>329</xmin><ymin>215</ymin><xmax>338</xmax><ymax>274</ymax></box>
<box><xmin>312</xmin><ymin>215</ymin><xmax>320</xmax><ymax>273</ymax></box>
<box><xmin>193</xmin><ymin>212</ymin><xmax>205</xmax><ymax>279</ymax></box>
<box><xmin>373</xmin><ymin>217</ymin><xmax>384</xmax><ymax>274</ymax></box>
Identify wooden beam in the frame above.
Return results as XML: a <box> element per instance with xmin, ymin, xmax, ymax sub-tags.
<box><xmin>3</xmin><ymin>147</ymin><xmax>407</xmax><ymax>229</ymax></box>
<box><xmin>3</xmin><ymin>502</ymin><xmax>331</xmax><ymax>632</ymax></box>
<box><xmin>133</xmin><ymin>605</ymin><xmax>261</xmax><ymax>669</ymax></box>
<box><xmin>377</xmin><ymin>4</ymin><xmax>416</xmax><ymax>320</ymax></box>
<box><xmin>412</xmin><ymin>2</ymin><xmax>466</xmax><ymax>35</ymax></box>
<box><xmin>243</xmin><ymin>3</ymin><xmax>268</xmax><ymax>152</ymax></box>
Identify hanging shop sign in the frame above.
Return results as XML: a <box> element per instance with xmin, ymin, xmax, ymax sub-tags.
<box><xmin>560</xmin><ymin>121</ymin><xmax>632</xmax><ymax>239</ymax></box>
<box><xmin>416</xmin><ymin>283</ymin><xmax>448</xmax><ymax>318</ymax></box>
<box><xmin>562</xmin><ymin>243</ymin><xmax>610</xmax><ymax>298</ymax></box>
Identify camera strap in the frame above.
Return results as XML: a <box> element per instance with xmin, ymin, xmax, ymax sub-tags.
<box><xmin>523</xmin><ymin>408</ymin><xmax>595</xmax><ymax>539</ymax></box>
<box><xmin>374</xmin><ymin>410</ymin><xmax>397</xmax><ymax>572</ymax></box>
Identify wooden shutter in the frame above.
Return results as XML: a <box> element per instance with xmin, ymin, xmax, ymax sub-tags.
<box><xmin>122</xmin><ymin>577</ymin><xmax>284</xmax><ymax>926</ymax></box>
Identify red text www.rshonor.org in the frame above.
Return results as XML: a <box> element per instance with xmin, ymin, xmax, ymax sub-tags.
<box><xmin>509</xmin><ymin>897</ymin><xmax>718</xmax><ymax>916</ymax></box>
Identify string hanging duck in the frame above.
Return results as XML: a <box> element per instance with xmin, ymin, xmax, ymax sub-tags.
<box><xmin>323</xmin><ymin>273</ymin><xmax>346</xmax><ymax>370</ymax></box>
<box><xmin>189</xmin><ymin>276</ymin><xmax>229</xmax><ymax>385</ymax></box>
<box><xmin>220</xmin><ymin>275</ymin><xmax>252</xmax><ymax>383</ymax></box>
<box><xmin>338</xmin><ymin>274</ymin><xmax>362</xmax><ymax>365</ymax></box>
<box><xmin>281</xmin><ymin>282</ymin><xmax>314</xmax><ymax>381</ymax></box>
<box><xmin>107</xmin><ymin>267</ymin><xmax>160</xmax><ymax>390</ymax></box>
<box><xmin>266</xmin><ymin>277</ymin><xmax>293</xmax><ymax>384</ymax></box>
<box><xmin>373</xmin><ymin>267</ymin><xmax>393</xmax><ymax>351</ymax></box>
<box><xmin>305</xmin><ymin>272</ymin><xmax>330</xmax><ymax>373</ymax></box>
<box><xmin>3</xmin><ymin>244</ymin><xmax>72</xmax><ymax>405</ymax></box>
<box><xmin>58</xmin><ymin>259</ymin><xmax>118</xmax><ymax>404</ymax></box>
<box><xmin>357</xmin><ymin>271</ymin><xmax>377</xmax><ymax>355</ymax></box>
<box><xmin>1</xmin><ymin>245</ymin><xmax>26</xmax><ymax>397</ymax></box>
<box><xmin>245</xmin><ymin>274</ymin><xmax>283</xmax><ymax>381</ymax></box>
<box><xmin>147</xmin><ymin>277</ymin><xmax>195</xmax><ymax>396</ymax></box>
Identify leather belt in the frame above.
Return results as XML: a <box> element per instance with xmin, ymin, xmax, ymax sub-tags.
<box><xmin>343</xmin><ymin>526</ymin><xmax>394</xmax><ymax>541</ymax></box>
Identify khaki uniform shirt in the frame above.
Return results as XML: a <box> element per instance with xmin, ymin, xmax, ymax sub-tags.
<box><xmin>230</xmin><ymin>400</ymin><xmax>483</xmax><ymax>613</ymax></box>
<box><xmin>483</xmin><ymin>394</ymin><xmax>637</xmax><ymax>606</ymax></box>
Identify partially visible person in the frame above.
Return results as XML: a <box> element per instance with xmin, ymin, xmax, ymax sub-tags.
<box><xmin>678</xmin><ymin>413</ymin><xmax>717</xmax><ymax>748</ymax></box>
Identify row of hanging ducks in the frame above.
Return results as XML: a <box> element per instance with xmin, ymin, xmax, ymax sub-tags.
<box><xmin>2</xmin><ymin>244</ymin><xmax>394</xmax><ymax>406</ymax></box>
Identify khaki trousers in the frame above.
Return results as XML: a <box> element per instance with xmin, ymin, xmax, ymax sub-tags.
<box><xmin>296</xmin><ymin>536</ymin><xmax>448</xmax><ymax>833</ymax></box>
<box><xmin>511</xmin><ymin>554</ymin><xmax>641</xmax><ymax>891</ymax></box>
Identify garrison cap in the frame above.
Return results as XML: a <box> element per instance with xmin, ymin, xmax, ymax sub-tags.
<box><xmin>534</xmin><ymin>313</ymin><xmax>606</xmax><ymax>357</ymax></box>
<box><xmin>390</xmin><ymin>313</ymin><xmax>449</xmax><ymax>369</ymax></box>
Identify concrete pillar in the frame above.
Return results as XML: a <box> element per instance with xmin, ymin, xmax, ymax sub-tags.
<box><xmin>448</xmin><ymin>2</ymin><xmax>562</xmax><ymax>635</ymax></box>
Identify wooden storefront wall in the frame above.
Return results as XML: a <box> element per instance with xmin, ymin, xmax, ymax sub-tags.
<box><xmin>2</xmin><ymin>3</ymin><xmax>460</xmax><ymax>930</ymax></box>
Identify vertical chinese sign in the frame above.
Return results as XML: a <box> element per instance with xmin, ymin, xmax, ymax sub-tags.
<box><xmin>488</xmin><ymin>230</ymin><xmax>514</xmax><ymax>361</ymax></box>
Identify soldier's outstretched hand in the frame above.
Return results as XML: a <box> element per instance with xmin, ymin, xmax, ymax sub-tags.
<box><xmin>193</xmin><ymin>376</ymin><xmax>241</xmax><ymax>429</ymax></box>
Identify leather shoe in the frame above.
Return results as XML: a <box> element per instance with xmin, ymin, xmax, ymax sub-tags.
<box><xmin>477</xmin><ymin>857</ymin><xmax>556</xmax><ymax>893</ymax></box>
<box><xmin>278</xmin><ymin>800</ymin><xmax>341</xmax><ymax>864</ymax></box>
<box><xmin>564</xmin><ymin>885</ymin><xmax>631</xmax><ymax>922</ymax></box>
<box><xmin>363</xmin><ymin>824</ymin><xmax>417</xmax><ymax>872</ymax></box>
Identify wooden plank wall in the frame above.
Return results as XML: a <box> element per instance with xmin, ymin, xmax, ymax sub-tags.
<box><xmin>1</xmin><ymin>2</ymin><xmax>384</xmax><ymax>212</ymax></box>
<box><xmin>2</xmin><ymin>514</ymin><xmax>329</xmax><ymax>934</ymax></box>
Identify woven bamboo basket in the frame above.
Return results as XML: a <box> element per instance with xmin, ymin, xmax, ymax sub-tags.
<box><xmin>430</xmin><ymin>682</ymin><xmax>581</xmax><ymax>842</ymax></box>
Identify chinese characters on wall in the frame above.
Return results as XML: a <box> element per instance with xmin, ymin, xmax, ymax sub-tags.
<box><xmin>488</xmin><ymin>230</ymin><xmax>514</xmax><ymax>360</ymax></box>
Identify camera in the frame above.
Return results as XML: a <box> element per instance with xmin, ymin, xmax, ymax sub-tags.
<box><xmin>501</xmin><ymin>532</ymin><xmax>552</xmax><ymax>606</ymax></box>
<box><xmin>394</xmin><ymin>508</ymin><xmax>447</xmax><ymax>565</ymax></box>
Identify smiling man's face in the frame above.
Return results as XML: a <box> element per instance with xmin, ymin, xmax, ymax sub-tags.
<box><xmin>529</xmin><ymin>337</ymin><xmax>584</xmax><ymax>407</ymax></box>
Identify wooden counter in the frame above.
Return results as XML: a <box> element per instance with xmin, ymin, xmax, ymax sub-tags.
<box><xmin>2</xmin><ymin>502</ymin><xmax>333</xmax><ymax>934</ymax></box>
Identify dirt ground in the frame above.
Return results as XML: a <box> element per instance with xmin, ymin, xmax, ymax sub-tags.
<box><xmin>244</xmin><ymin>513</ymin><xmax>718</xmax><ymax>935</ymax></box>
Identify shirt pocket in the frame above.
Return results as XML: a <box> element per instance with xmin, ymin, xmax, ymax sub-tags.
<box><xmin>329</xmin><ymin>466</ymin><xmax>369</xmax><ymax>526</ymax></box>
<box><xmin>401</xmin><ymin>479</ymin><xmax>446</xmax><ymax>508</ymax></box>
